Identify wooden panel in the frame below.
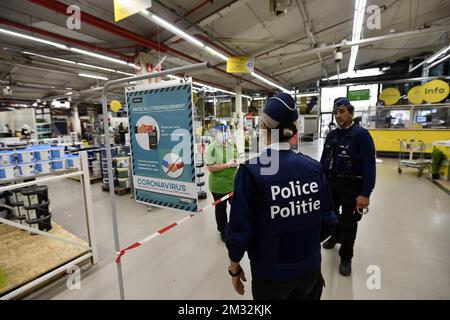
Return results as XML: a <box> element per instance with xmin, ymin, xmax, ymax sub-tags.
<box><xmin>0</xmin><ymin>222</ymin><xmax>89</xmax><ymax>295</ymax></box>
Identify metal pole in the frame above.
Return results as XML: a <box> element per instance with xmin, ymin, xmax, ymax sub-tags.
<box><xmin>100</xmin><ymin>62</ymin><xmax>209</xmax><ymax>300</ymax></box>
<box><xmin>80</xmin><ymin>151</ymin><xmax>98</xmax><ymax>264</ymax></box>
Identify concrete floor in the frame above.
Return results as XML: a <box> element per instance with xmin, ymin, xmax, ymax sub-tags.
<box><xmin>24</xmin><ymin>140</ymin><xmax>450</xmax><ymax>300</ymax></box>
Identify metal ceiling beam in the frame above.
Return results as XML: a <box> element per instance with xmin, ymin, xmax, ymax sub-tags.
<box><xmin>28</xmin><ymin>0</ymin><xmax>268</xmax><ymax>91</ymax></box>
<box><xmin>263</xmin><ymin>26</ymin><xmax>450</xmax><ymax>61</ymax></box>
<box><xmin>148</xmin><ymin>0</ymin><xmax>210</xmax><ymax>39</ymax></box>
<box><xmin>296</xmin><ymin>0</ymin><xmax>329</xmax><ymax>80</ymax></box>
<box><xmin>254</xmin><ymin>17</ymin><xmax>354</xmax><ymax>58</ymax></box>
<box><xmin>152</xmin><ymin>0</ymin><xmax>234</xmax><ymax>53</ymax></box>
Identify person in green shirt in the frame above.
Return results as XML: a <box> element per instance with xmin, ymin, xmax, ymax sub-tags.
<box><xmin>206</xmin><ymin>125</ymin><xmax>238</xmax><ymax>242</ymax></box>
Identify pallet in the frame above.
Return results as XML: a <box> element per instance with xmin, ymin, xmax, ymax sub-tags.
<box><xmin>0</xmin><ymin>222</ymin><xmax>90</xmax><ymax>298</ymax></box>
<box><xmin>68</xmin><ymin>175</ymin><xmax>102</xmax><ymax>184</ymax></box>
<box><xmin>101</xmin><ymin>184</ymin><xmax>130</xmax><ymax>195</ymax></box>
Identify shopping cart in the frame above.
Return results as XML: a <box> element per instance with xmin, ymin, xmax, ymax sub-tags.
<box><xmin>397</xmin><ymin>139</ymin><xmax>431</xmax><ymax>177</ymax></box>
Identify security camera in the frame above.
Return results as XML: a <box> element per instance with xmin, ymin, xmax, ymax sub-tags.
<box><xmin>334</xmin><ymin>50</ymin><xmax>343</xmax><ymax>63</ymax></box>
<box><xmin>2</xmin><ymin>86</ymin><xmax>12</xmax><ymax>96</ymax></box>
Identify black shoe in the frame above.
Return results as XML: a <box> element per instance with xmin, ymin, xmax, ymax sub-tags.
<box><xmin>220</xmin><ymin>232</ymin><xmax>227</xmax><ymax>243</ymax></box>
<box><xmin>322</xmin><ymin>238</ymin><xmax>338</xmax><ymax>249</ymax></box>
<box><xmin>339</xmin><ymin>259</ymin><xmax>352</xmax><ymax>276</ymax></box>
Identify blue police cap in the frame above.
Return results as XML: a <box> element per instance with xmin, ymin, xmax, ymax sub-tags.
<box><xmin>263</xmin><ymin>93</ymin><xmax>298</xmax><ymax>123</ymax></box>
<box><xmin>333</xmin><ymin>97</ymin><xmax>353</xmax><ymax>113</ymax></box>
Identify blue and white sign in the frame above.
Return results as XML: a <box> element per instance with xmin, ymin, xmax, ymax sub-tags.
<box><xmin>126</xmin><ymin>80</ymin><xmax>198</xmax><ymax>212</ymax></box>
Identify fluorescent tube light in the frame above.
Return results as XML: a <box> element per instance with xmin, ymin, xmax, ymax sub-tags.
<box><xmin>347</xmin><ymin>0</ymin><xmax>367</xmax><ymax>73</ymax></box>
<box><xmin>250</xmin><ymin>71</ymin><xmax>290</xmax><ymax>92</ymax></box>
<box><xmin>23</xmin><ymin>51</ymin><xmax>76</xmax><ymax>64</ymax></box>
<box><xmin>205</xmin><ymin>45</ymin><xmax>228</xmax><ymax>61</ymax></box>
<box><xmin>0</xmin><ymin>28</ymin><xmax>68</xmax><ymax>50</ymax></box>
<box><xmin>426</xmin><ymin>44</ymin><xmax>450</xmax><ymax>64</ymax></box>
<box><xmin>146</xmin><ymin>12</ymin><xmax>205</xmax><ymax>48</ymax></box>
<box><xmin>424</xmin><ymin>52</ymin><xmax>450</xmax><ymax>70</ymax></box>
<box><xmin>79</xmin><ymin>73</ymin><xmax>109</xmax><ymax>80</ymax></box>
<box><xmin>70</xmin><ymin>47</ymin><xmax>128</xmax><ymax>66</ymax></box>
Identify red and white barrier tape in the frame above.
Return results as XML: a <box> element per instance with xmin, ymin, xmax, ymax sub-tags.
<box><xmin>115</xmin><ymin>192</ymin><xmax>233</xmax><ymax>263</ymax></box>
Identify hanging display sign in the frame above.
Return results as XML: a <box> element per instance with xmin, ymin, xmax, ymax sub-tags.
<box><xmin>134</xmin><ymin>52</ymin><xmax>163</xmax><ymax>84</ymax></box>
<box><xmin>421</xmin><ymin>80</ymin><xmax>449</xmax><ymax>103</ymax></box>
<box><xmin>227</xmin><ymin>56</ymin><xmax>254</xmax><ymax>74</ymax></box>
<box><xmin>126</xmin><ymin>80</ymin><xmax>198</xmax><ymax>213</ymax></box>
<box><xmin>378</xmin><ymin>87</ymin><xmax>400</xmax><ymax>105</ymax></box>
<box><xmin>348</xmin><ymin>89</ymin><xmax>370</xmax><ymax>101</ymax></box>
<box><xmin>407</xmin><ymin>85</ymin><xmax>423</xmax><ymax>104</ymax></box>
<box><xmin>114</xmin><ymin>0</ymin><xmax>152</xmax><ymax>22</ymax></box>
<box><xmin>110</xmin><ymin>100</ymin><xmax>123</xmax><ymax>112</ymax></box>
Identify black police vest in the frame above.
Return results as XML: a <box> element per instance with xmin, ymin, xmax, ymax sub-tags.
<box><xmin>323</xmin><ymin>125</ymin><xmax>363</xmax><ymax>176</ymax></box>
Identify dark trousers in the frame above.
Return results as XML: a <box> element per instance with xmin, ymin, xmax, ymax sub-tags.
<box><xmin>211</xmin><ymin>192</ymin><xmax>231</xmax><ymax>233</ymax></box>
<box><xmin>252</xmin><ymin>269</ymin><xmax>324</xmax><ymax>300</ymax></box>
<box><xmin>328</xmin><ymin>178</ymin><xmax>363</xmax><ymax>261</ymax></box>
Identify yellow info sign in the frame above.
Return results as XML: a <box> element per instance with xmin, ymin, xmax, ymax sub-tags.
<box><xmin>114</xmin><ymin>0</ymin><xmax>152</xmax><ymax>22</ymax></box>
<box><xmin>227</xmin><ymin>56</ymin><xmax>254</xmax><ymax>74</ymax></box>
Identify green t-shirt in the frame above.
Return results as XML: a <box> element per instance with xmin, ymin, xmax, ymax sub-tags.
<box><xmin>205</xmin><ymin>141</ymin><xmax>238</xmax><ymax>194</ymax></box>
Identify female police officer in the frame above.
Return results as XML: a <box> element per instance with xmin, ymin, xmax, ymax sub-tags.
<box><xmin>225</xmin><ymin>92</ymin><xmax>338</xmax><ymax>300</ymax></box>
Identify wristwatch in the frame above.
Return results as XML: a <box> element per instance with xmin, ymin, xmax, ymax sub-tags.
<box><xmin>228</xmin><ymin>266</ymin><xmax>242</xmax><ymax>277</ymax></box>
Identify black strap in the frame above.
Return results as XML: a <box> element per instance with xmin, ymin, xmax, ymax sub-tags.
<box><xmin>228</xmin><ymin>266</ymin><xmax>242</xmax><ymax>277</ymax></box>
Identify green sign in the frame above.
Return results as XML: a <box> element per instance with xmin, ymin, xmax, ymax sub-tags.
<box><xmin>348</xmin><ymin>89</ymin><xmax>370</xmax><ymax>101</ymax></box>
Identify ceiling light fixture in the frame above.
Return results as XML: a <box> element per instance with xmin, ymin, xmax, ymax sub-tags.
<box><xmin>70</xmin><ymin>47</ymin><xmax>129</xmax><ymax>66</ymax></box>
<box><xmin>21</xmin><ymin>51</ymin><xmax>135</xmax><ymax>76</ymax></box>
<box><xmin>0</xmin><ymin>27</ymin><xmax>137</xmax><ymax>69</ymax></box>
<box><xmin>168</xmin><ymin>74</ymin><xmax>252</xmax><ymax>98</ymax></box>
<box><xmin>250</xmin><ymin>71</ymin><xmax>290</xmax><ymax>92</ymax></box>
<box><xmin>0</xmin><ymin>28</ymin><xmax>68</xmax><ymax>50</ymax></box>
<box><xmin>79</xmin><ymin>73</ymin><xmax>109</xmax><ymax>80</ymax></box>
<box><xmin>424</xmin><ymin>52</ymin><xmax>450</xmax><ymax>71</ymax></box>
<box><xmin>23</xmin><ymin>51</ymin><xmax>76</xmax><ymax>64</ymax></box>
<box><xmin>411</xmin><ymin>44</ymin><xmax>450</xmax><ymax>72</ymax></box>
<box><xmin>347</xmin><ymin>0</ymin><xmax>367</xmax><ymax>74</ymax></box>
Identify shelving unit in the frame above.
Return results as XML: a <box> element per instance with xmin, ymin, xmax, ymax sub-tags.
<box><xmin>0</xmin><ymin>152</ymin><xmax>97</xmax><ymax>299</ymax></box>
<box><xmin>34</xmin><ymin>107</ymin><xmax>52</xmax><ymax>141</ymax></box>
<box><xmin>101</xmin><ymin>148</ymin><xmax>131</xmax><ymax>196</ymax></box>
<box><xmin>67</xmin><ymin>147</ymin><xmax>102</xmax><ymax>184</ymax></box>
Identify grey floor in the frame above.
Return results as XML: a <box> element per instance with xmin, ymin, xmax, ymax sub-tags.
<box><xmin>24</xmin><ymin>140</ymin><xmax>450</xmax><ymax>300</ymax></box>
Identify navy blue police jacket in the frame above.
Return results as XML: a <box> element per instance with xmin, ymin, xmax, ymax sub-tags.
<box><xmin>320</xmin><ymin>123</ymin><xmax>376</xmax><ymax>197</ymax></box>
<box><xmin>226</xmin><ymin>142</ymin><xmax>338</xmax><ymax>281</ymax></box>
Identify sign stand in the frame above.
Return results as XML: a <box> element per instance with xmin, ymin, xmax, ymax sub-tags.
<box><xmin>100</xmin><ymin>62</ymin><xmax>209</xmax><ymax>300</ymax></box>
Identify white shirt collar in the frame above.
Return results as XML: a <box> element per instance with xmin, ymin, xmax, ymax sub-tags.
<box><xmin>338</xmin><ymin>121</ymin><xmax>354</xmax><ymax>130</ymax></box>
<box><xmin>262</xmin><ymin>142</ymin><xmax>291</xmax><ymax>152</ymax></box>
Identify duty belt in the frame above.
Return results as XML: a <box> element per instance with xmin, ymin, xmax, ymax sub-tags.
<box><xmin>327</xmin><ymin>173</ymin><xmax>363</xmax><ymax>180</ymax></box>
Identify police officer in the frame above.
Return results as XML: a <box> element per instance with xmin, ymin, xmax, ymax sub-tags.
<box><xmin>226</xmin><ymin>93</ymin><xmax>338</xmax><ymax>300</ymax></box>
<box><xmin>320</xmin><ymin>97</ymin><xmax>376</xmax><ymax>276</ymax></box>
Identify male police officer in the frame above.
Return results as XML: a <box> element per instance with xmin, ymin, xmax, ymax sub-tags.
<box><xmin>320</xmin><ymin>97</ymin><xmax>376</xmax><ymax>276</ymax></box>
<box><xmin>226</xmin><ymin>93</ymin><xmax>338</xmax><ymax>299</ymax></box>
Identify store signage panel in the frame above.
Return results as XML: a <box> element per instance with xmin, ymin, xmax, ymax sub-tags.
<box><xmin>421</xmin><ymin>80</ymin><xmax>449</xmax><ymax>103</ymax></box>
<box><xmin>227</xmin><ymin>56</ymin><xmax>254</xmax><ymax>74</ymax></box>
<box><xmin>126</xmin><ymin>81</ymin><xmax>198</xmax><ymax>213</ymax></box>
<box><xmin>407</xmin><ymin>86</ymin><xmax>423</xmax><ymax>104</ymax></box>
<box><xmin>378</xmin><ymin>87</ymin><xmax>400</xmax><ymax>105</ymax></box>
<box><xmin>348</xmin><ymin>89</ymin><xmax>370</xmax><ymax>101</ymax></box>
<box><xmin>114</xmin><ymin>0</ymin><xmax>152</xmax><ymax>22</ymax></box>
